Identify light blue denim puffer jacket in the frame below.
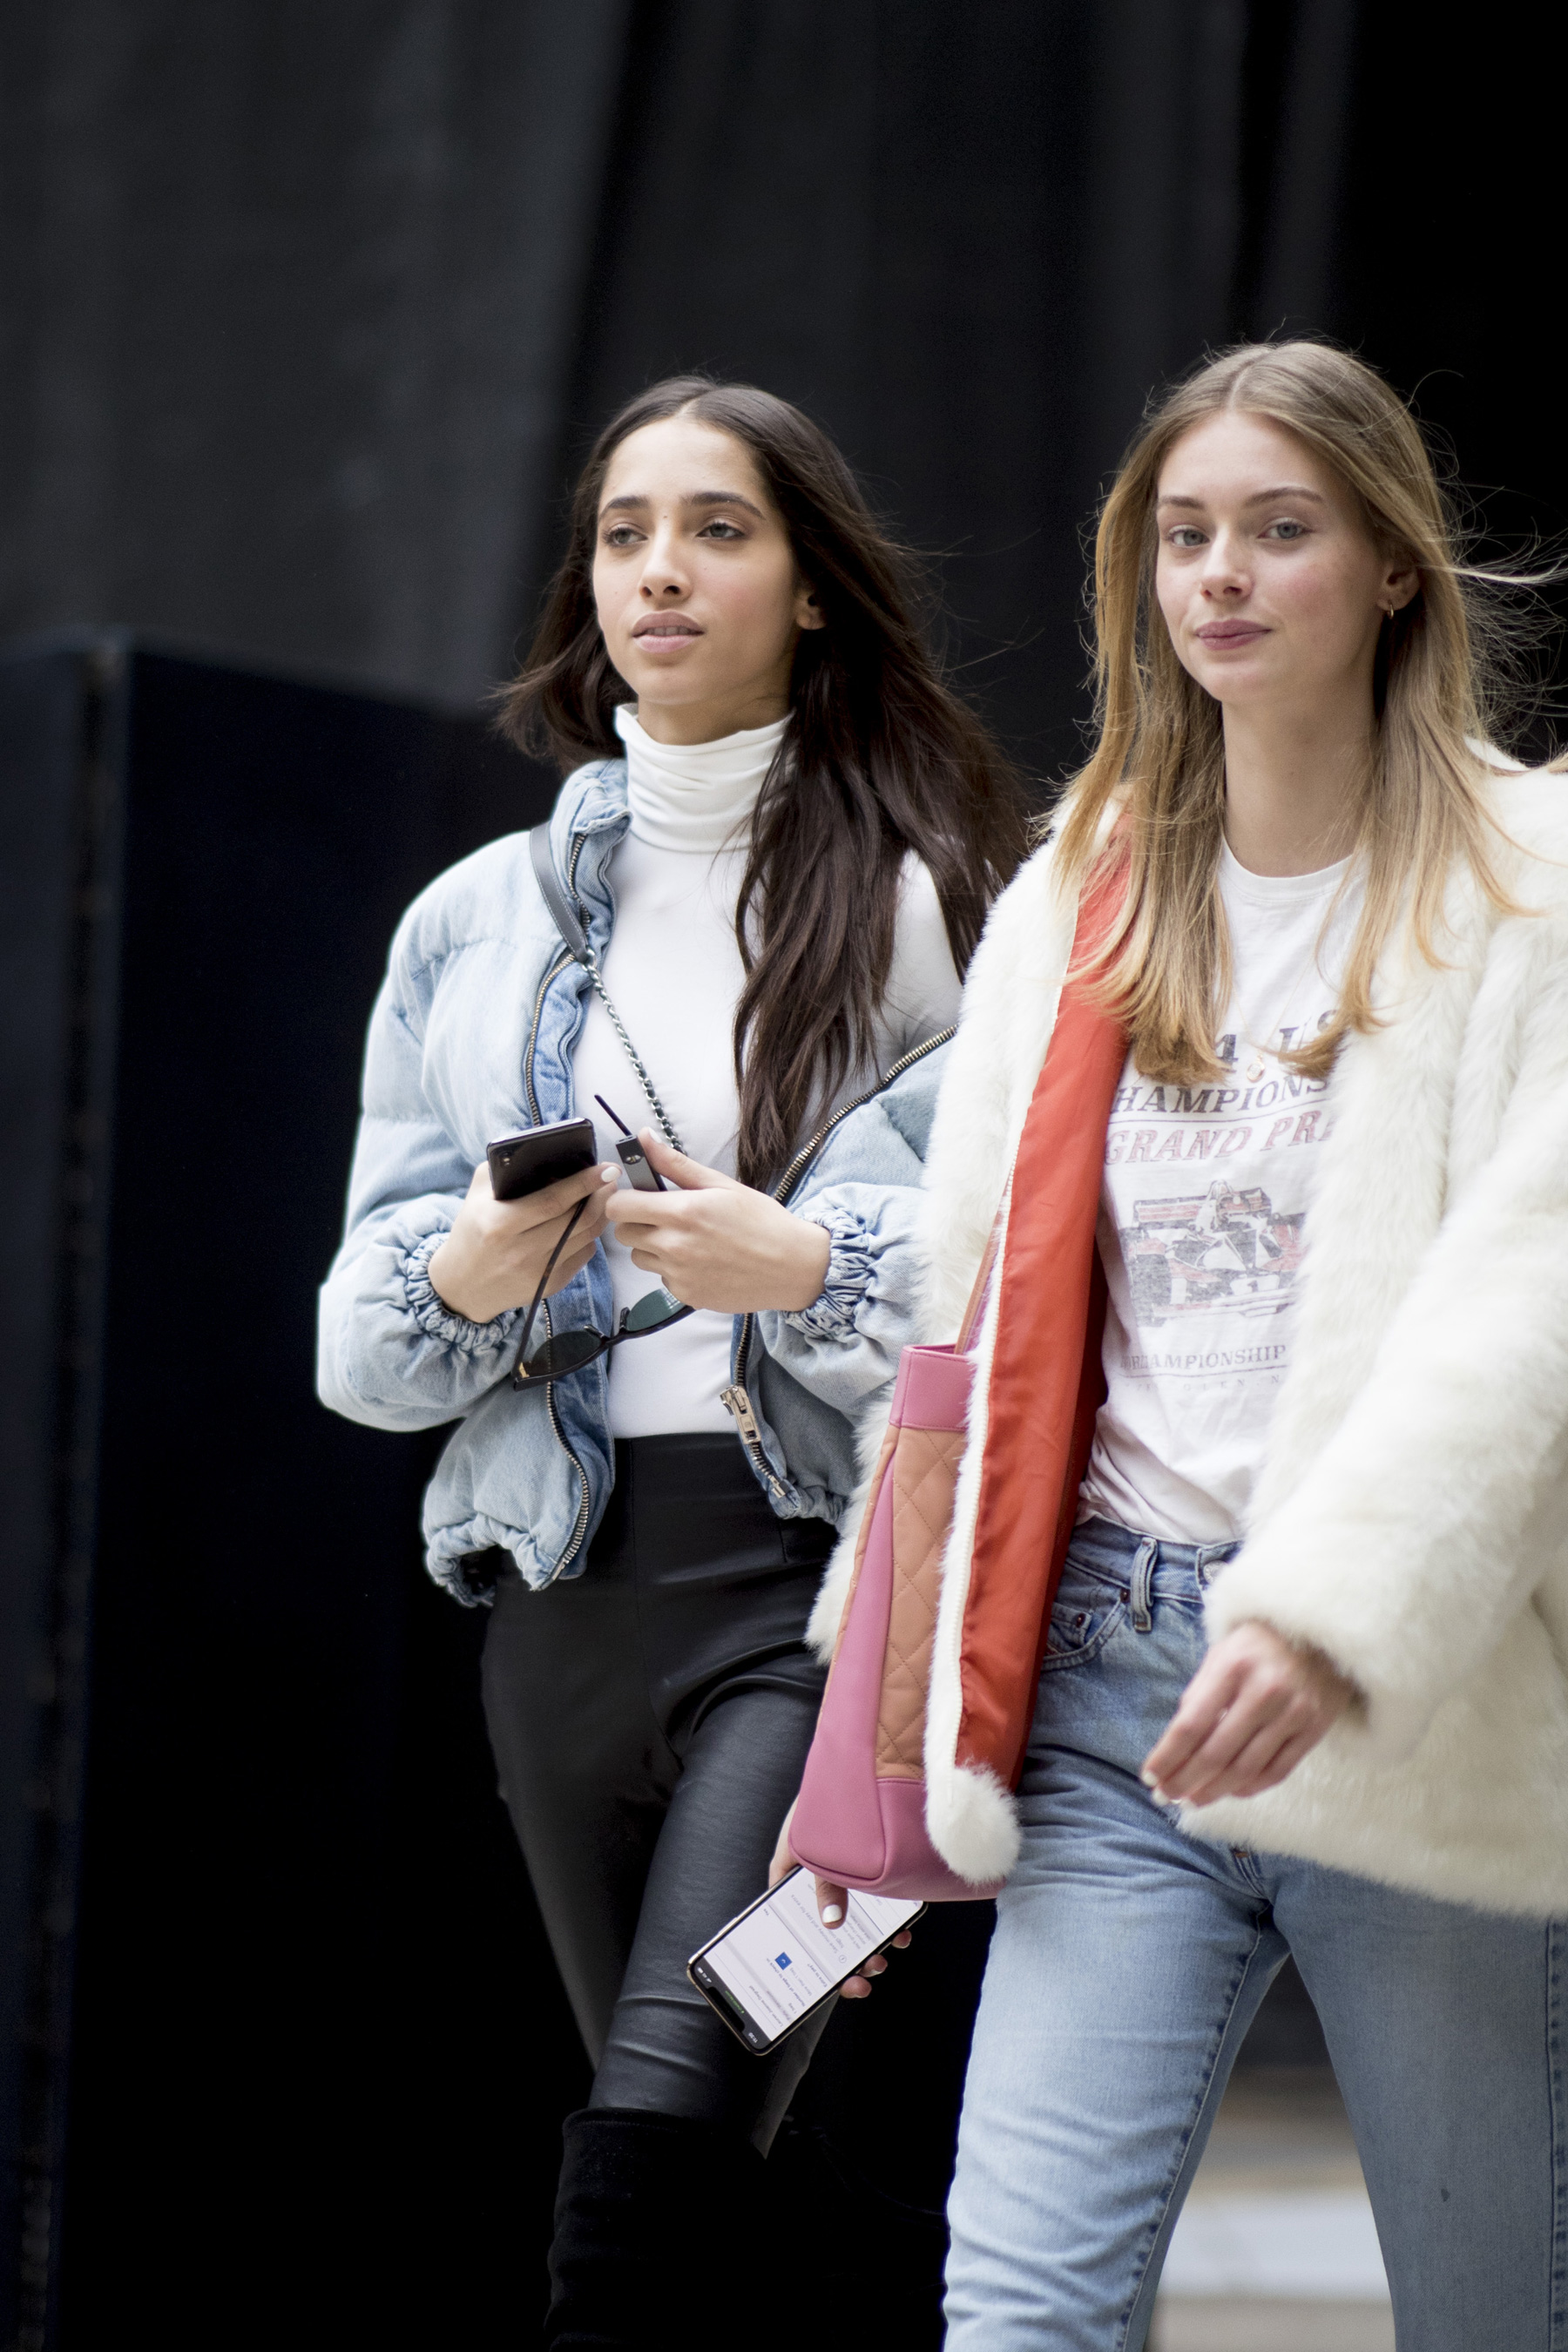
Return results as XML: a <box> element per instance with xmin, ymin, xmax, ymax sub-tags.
<box><xmin>317</xmin><ymin>759</ymin><xmax>950</xmax><ymax>1602</ymax></box>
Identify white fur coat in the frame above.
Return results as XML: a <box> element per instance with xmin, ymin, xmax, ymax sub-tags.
<box><xmin>811</xmin><ymin>771</ymin><xmax>1568</xmax><ymax>1917</ymax></box>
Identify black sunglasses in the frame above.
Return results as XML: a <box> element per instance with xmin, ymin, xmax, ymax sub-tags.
<box><xmin>510</xmin><ymin>1103</ymin><xmax>693</xmax><ymax>1389</ymax></box>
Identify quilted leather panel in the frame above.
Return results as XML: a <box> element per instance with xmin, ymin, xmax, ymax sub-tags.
<box><xmin>875</xmin><ymin>1427</ymin><xmax>965</xmax><ymax>1776</ymax></box>
<box><xmin>821</xmin><ymin>1426</ymin><xmax>896</xmax><ymax>1694</ymax></box>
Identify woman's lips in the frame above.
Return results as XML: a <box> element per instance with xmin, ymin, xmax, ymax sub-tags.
<box><xmin>1196</xmin><ymin>621</ymin><xmax>1267</xmax><ymax>644</ymax></box>
<box><xmin>632</xmin><ymin>620</ymin><xmax>703</xmax><ymax>642</ymax></box>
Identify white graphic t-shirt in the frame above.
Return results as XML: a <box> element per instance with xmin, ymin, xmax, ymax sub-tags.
<box><xmin>1077</xmin><ymin>842</ymin><xmax>1361</xmax><ymax>1543</ymax></box>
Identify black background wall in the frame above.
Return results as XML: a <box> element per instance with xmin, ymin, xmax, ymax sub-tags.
<box><xmin>4</xmin><ymin>5</ymin><xmax>1567</xmax><ymax>2348</ymax></box>
<box><xmin>0</xmin><ymin>639</ymin><xmax>592</xmax><ymax>2352</ymax></box>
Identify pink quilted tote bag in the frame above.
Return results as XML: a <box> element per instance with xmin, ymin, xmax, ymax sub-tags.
<box><xmin>789</xmin><ymin>1326</ymin><xmax>1001</xmax><ymax>1903</ymax></box>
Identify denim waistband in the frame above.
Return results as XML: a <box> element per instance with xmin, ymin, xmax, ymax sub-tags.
<box><xmin>1068</xmin><ymin>1514</ymin><xmax>1239</xmax><ymax>1597</ymax></box>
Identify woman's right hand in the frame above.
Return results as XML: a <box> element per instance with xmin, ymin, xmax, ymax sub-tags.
<box><xmin>427</xmin><ymin>1159</ymin><xmax>619</xmax><ymax>1325</ymax></box>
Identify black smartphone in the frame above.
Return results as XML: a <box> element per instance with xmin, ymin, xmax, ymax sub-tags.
<box><xmin>687</xmin><ymin>1869</ymin><xmax>924</xmax><ymax>2056</ymax></box>
<box><xmin>486</xmin><ymin>1117</ymin><xmax>598</xmax><ymax>1202</ymax></box>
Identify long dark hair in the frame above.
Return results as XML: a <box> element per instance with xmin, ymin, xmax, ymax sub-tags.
<box><xmin>500</xmin><ymin>376</ymin><xmax>1031</xmax><ymax>1186</ymax></box>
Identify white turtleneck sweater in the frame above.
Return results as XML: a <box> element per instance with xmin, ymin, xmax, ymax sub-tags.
<box><xmin>572</xmin><ymin>704</ymin><xmax>962</xmax><ymax>1438</ymax></box>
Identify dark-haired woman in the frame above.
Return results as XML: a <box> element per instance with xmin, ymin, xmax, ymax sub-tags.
<box><xmin>317</xmin><ymin>378</ymin><xmax>1028</xmax><ymax>2342</ymax></box>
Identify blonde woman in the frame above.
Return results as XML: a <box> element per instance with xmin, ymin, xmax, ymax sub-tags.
<box><xmin>820</xmin><ymin>343</ymin><xmax>1568</xmax><ymax>2347</ymax></box>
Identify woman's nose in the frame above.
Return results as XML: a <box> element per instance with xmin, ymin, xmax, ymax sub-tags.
<box><xmin>639</xmin><ymin>525</ymin><xmax>689</xmax><ymax>599</ymax></box>
<box><xmin>1200</xmin><ymin>534</ymin><xmax>1249</xmax><ymax>597</ymax></box>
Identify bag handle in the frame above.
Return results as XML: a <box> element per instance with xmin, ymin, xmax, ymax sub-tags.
<box><xmin>946</xmin><ymin>855</ymin><xmax>1127</xmax><ymax>1359</ymax></box>
<box><xmin>528</xmin><ymin>822</ymin><xmax>686</xmax><ymax>1156</ymax></box>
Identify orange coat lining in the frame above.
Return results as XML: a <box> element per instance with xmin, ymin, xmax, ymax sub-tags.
<box><xmin>956</xmin><ymin>878</ymin><xmax>1129</xmax><ymax>1788</ymax></box>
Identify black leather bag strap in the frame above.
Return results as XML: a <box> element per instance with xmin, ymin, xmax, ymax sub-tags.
<box><xmin>527</xmin><ymin>821</ymin><xmax>686</xmax><ymax>1154</ymax></box>
<box><xmin>529</xmin><ymin>821</ymin><xmax>591</xmax><ymax>964</ymax></box>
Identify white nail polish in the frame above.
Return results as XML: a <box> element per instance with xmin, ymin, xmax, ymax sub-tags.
<box><xmin>821</xmin><ymin>1904</ymin><xmax>843</xmax><ymax>1925</ymax></box>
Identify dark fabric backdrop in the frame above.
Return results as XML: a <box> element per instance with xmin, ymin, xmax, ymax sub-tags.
<box><xmin>5</xmin><ymin>4</ymin><xmax>1564</xmax><ymax>752</ymax></box>
<box><xmin>3</xmin><ymin>6</ymin><xmax>1567</xmax><ymax>2348</ymax></box>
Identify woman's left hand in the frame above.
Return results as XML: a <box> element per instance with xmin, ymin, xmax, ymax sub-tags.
<box><xmin>1141</xmin><ymin>1620</ymin><xmax>1359</xmax><ymax>1807</ymax></box>
<box><xmin>604</xmin><ymin>1132</ymin><xmax>831</xmax><ymax>1312</ymax></box>
<box><xmin>767</xmin><ymin>1803</ymin><xmax>912</xmax><ymax>1999</ymax></box>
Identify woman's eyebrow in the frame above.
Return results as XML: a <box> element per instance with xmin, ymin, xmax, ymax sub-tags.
<box><xmin>1243</xmin><ymin>483</ymin><xmax>1328</xmax><ymax>506</ymax></box>
<box><xmin>683</xmin><ymin>490</ymin><xmax>765</xmax><ymax>517</ymax></box>
<box><xmin>1157</xmin><ymin>484</ymin><xmax>1328</xmax><ymax>510</ymax></box>
<box><xmin>599</xmin><ymin>489</ymin><xmax>766</xmax><ymax>519</ymax></box>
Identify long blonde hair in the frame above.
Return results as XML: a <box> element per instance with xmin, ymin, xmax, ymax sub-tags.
<box><xmin>1057</xmin><ymin>340</ymin><xmax>1521</xmax><ymax>1085</ymax></box>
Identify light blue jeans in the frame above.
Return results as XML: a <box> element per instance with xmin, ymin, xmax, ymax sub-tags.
<box><xmin>944</xmin><ymin>1517</ymin><xmax>1566</xmax><ymax>2350</ymax></box>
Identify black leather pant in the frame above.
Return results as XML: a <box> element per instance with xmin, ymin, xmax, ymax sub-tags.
<box><xmin>481</xmin><ymin>1434</ymin><xmax>835</xmax><ymax>2151</ymax></box>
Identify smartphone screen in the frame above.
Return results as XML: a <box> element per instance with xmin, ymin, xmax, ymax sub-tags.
<box><xmin>689</xmin><ymin>1870</ymin><xmax>923</xmax><ymax>2054</ymax></box>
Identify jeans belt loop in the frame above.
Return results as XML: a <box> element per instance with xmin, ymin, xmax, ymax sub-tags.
<box><xmin>1129</xmin><ymin>1536</ymin><xmax>1157</xmax><ymax>1634</ymax></box>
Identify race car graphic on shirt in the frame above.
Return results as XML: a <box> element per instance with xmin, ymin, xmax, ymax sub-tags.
<box><xmin>1121</xmin><ymin>1178</ymin><xmax>1307</xmax><ymax>1328</ymax></box>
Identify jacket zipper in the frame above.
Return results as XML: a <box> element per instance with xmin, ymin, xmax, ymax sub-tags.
<box><xmin>527</xmin><ymin>829</ymin><xmax>597</xmax><ymax>1578</ymax></box>
<box><xmin>720</xmin><ymin>1023</ymin><xmax>956</xmax><ymax>1492</ymax></box>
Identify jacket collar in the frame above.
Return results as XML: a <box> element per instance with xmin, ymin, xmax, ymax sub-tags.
<box><xmin>546</xmin><ymin>756</ymin><xmax>630</xmax><ymax>862</ymax></box>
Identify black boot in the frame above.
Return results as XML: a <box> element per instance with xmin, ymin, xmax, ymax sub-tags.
<box><xmin>544</xmin><ymin>2106</ymin><xmax>768</xmax><ymax>2349</ymax></box>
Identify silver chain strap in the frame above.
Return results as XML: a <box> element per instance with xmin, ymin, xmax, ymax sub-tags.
<box><xmin>579</xmin><ymin>949</ymin><xmax>687</xmax><ymax>1158</ymax></box>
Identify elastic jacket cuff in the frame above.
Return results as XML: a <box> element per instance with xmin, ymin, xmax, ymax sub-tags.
<box><xmin>782</xmin><ymin>1208</ymin><xmax>875</xmax><ymax>1340</ymax></box>
<box><xmin>402</xmin><ymin>1229</ymin><xmax>519</xmax><ymax>1354</ymax></box>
